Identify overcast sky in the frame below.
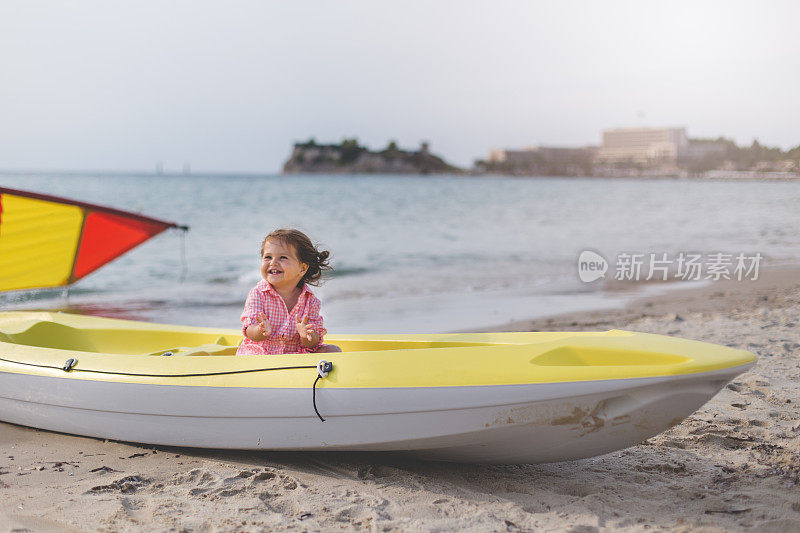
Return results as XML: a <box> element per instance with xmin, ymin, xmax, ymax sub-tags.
<box><xmin>1</xmin><ymin>1</ymin><xmax>798</xmax><ymax>173</ymax></box>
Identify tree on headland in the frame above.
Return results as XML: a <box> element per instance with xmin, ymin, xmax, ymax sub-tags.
<box><xmin>380</xmin><ymin>140</ymin><xmax>402</xmax><ymax>160</ymax></box>
<box><xmin>339</xmin><ymin>138</ymin><xmax>364</xmax><ymax>164</ymax></box>
<box><xmin>297</xmin><ymin>137</ymin><xmax>317</xmax><ymax>148</ymax></box>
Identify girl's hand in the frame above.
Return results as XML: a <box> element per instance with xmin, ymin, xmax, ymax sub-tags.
<box><xmin>257</xmin><ymin>312</ymin><xmax>272</xmax><ymax>337</ymax></box>
<box><xmin>296</xmin><ymin>315</ymin><xmax>319</xmax><ymax>347</ymax></box>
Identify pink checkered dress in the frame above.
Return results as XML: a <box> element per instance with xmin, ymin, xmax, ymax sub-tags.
<box><xmin>236</xmin><ymin>280</ymin><xmax>326</xmax><ymax>355</ymax></box>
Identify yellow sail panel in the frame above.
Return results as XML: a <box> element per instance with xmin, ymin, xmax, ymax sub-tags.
<box><xmin>0</xmin><ymin>193</ymin><xmax>84</xmax><ymax>291</ymax></box>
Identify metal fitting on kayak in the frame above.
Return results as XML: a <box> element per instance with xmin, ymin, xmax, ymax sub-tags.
<box><xmin>317</xmin><ymin>360</ymin><xmax>333</xmax><ymax>378</ymax></box>
<box><xmin>62</xmin><ymin>358</ymin><xmax>78</xmax><ymax>372</ymax></box>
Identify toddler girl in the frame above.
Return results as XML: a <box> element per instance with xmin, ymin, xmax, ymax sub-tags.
<box><xmin>236</xmin><ymin>228</ymin><xmax>340</xmax><ymax>355</ymax></box>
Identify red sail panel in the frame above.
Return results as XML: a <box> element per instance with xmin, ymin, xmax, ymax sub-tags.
<box><xmin>72</xmin><ymin>211</ymin><xmax>172</xmax><ymax>281</ymax></box>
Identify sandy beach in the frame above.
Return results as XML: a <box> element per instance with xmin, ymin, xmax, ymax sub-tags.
<box><xmin>1</xmin><ymin>269</ymin><xmax>799</xmax><ymax>532</ymax></box>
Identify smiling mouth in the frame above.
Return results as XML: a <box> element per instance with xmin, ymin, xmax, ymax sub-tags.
<box><xmin>267</xmin><ymin>269</ymin><xmax>283</xmax><ymax>275</ymax></box>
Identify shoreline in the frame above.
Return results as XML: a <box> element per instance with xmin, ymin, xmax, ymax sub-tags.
<box><xmin>479</xmin><ymin>265</ymin><xmax>800</xmax><ymax>333</ymax></box>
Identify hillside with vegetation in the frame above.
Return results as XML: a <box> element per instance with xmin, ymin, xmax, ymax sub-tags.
<box><xmin>283</xmin><ymin>139</ymin><xmax>462</xmax><ymax>175</ymax></box>
<box><xmin>684</xmin><ymin>137</ymin><xmax>800</xmax><ymax>173</ymax></box>
<box><xmin>475</xmin><ymin>137</ymin><xmax>800</xmax><ymax>177</ymax></box>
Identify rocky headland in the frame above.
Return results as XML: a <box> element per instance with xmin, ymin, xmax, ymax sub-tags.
<box><xmin>282</xmin><ymin>139</ymin><xmax>462</xmax><ymax>175</ymax></box>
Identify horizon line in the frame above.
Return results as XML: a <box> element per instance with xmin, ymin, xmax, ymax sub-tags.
<box><xmin>0</xmin><ymin>168</ymin><xmax>282</xmax><ymax>178</ymax></box>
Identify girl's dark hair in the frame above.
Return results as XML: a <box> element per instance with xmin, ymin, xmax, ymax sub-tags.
<box><xmin>261</xmin><ymin>228</ymin><xmax>332</xmax><ymax>287</ymax></box>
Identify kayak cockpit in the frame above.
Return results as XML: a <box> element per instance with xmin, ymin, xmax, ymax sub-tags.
<box><xmin>0</xmin><ymin>315</ymin><xmax>500</xmax><ymax>355</ymax></box>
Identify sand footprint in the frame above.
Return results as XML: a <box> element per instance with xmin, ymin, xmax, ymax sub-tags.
<box><xmin>258</xmin><ymin>491</ymin><xmax>305</xmax><ymax>516</ymax></box>
<box><xmin>87</xmin><ymin>475</ymin><xmax>151</xmax><ymax>495</ymax></box>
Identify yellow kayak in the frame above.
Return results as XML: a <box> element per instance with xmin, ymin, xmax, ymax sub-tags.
<box><xmin>0</xmin><ymin>311</ymin><xmax>755</xmax><ymax>463</ymax></box>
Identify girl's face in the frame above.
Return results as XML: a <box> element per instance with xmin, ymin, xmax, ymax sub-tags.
<box><xmin>261</xmin><ymin>239</ymin><xmax>308</xmax><ymax>290</ymax></box>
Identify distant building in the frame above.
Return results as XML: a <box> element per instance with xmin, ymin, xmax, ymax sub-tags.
<box><xmin>485</xmin><ymin>145</ymin><xmax>597</xmax><ymax>175</ymax></box>
<box><xmin>481</xmin><ymin>128</ymin><xmax>799</xmax><ymax>177</ymax></box>
<box><xmin>533</xmin><ymin>146</ymin><xmax>598</xmax><ymax>163</ymax></box>
<box><xmin>597</xmin><ymin>127</ymin><xmax>688</xmax><ymax>165</ymax></box>
<box><xmin>685</xmin><ymin>139</ymin><xmax>729</xmax><ymax>161</ymax></box>
<box><xmin>487</xmin><ymin>148</ymin><xmax>536</xmax><ymax>166</ymax></box>
<box><xmin>488</xmin><ymin>146</ymin><xmax>596</xmax><ymax>165</ymax></box>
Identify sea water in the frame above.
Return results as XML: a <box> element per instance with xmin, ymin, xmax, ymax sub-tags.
<box><xmin>1</xmin><ymin>173</ymin><xmax>798</xmax><ymax>333</ymax></box>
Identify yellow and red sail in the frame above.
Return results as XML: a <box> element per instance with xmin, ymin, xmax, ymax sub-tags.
<box><xmin>0</xmin><ymin>187</ymin><xmax>185</xmax><ymax>292</ymax></box>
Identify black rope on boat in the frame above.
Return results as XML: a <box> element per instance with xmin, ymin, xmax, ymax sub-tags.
<box><xmin>0</xmin><ymin>358</ymin><xmax>316</xmax><ymax>378</ymax></box>
<box><xmin>312</xmin><ymin>360</ymin><xmax>334</xmax><ymax>422</ymax></box>
<box><xmin>0</xmin><ymin>356</ymin><xmax>334</xmax><ymax>422</ymax></box>
<box><xmin>312</xmin><ymin>375</ymin><xmax>325</xmax><ymax>422</ymax></box>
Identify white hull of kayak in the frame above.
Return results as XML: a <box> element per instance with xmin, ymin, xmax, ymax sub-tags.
<box><xmin>0</xmin><ymin>364</ymin><xmax>748</xmax><ymax>463</ymax></box>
